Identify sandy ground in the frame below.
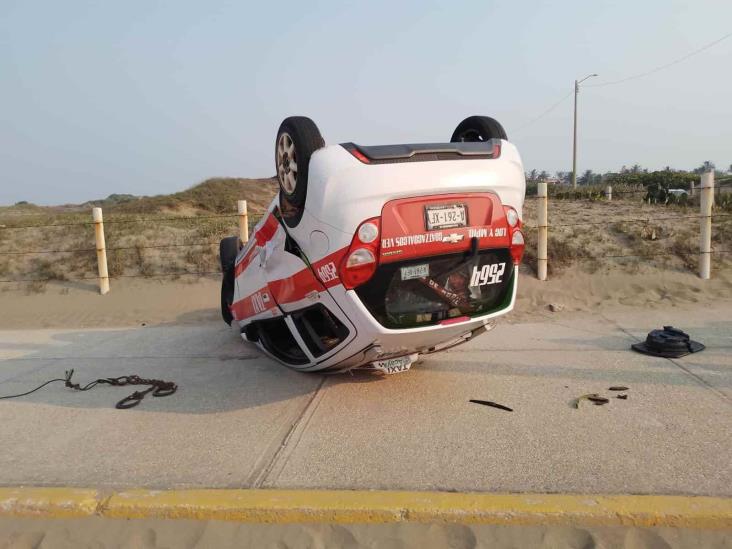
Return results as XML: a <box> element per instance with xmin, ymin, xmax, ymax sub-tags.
<box><xmin>0</xmin><ymin>265</ymin><xmax>730</xmax><ymax>329</ymax></box>
<box><xmin>1</xmin><ymin>517</ymin><xmax>730</xmax><ymax>549</ymax></box>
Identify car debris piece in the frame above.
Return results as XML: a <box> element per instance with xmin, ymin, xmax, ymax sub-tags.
<box><xmin>571</xmin><ymin>393</ymin><xmax>607</xmax><ymax>409</ymax></box>
<box><xmin>469</xmin><ymin>399</ymin><xmax>513</xmax><ymax>412</ymax></box>
<box><xmin>220</xmin><ymin>115</ymin><xmax>526</xmax><ymax>373</ymax></box>
<box><xmin>631</xmin><ymin>326</ymin><xmax>704</xmax><ymax>358</ymax></box>
<box><xmin>608</xmin><ymin>386</ymin><xmax>629</xmax><ymax>391</ymax></box>
<box><xmin>616</xmin><ymin>394</ymin><xmax>628</xmax><ymax>400</ymax></box>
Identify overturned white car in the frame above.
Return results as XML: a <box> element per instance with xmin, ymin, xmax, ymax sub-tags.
<box><xmin>220</xmin><ymin>116</ymin><xmax>526</xmax><ymax>373</ymax></box>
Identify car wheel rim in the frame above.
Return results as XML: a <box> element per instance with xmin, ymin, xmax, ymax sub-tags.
<box><xmin>277</xmin><ymin>132</ymin><xmax>298</xmax><ymax>194</ymax></box>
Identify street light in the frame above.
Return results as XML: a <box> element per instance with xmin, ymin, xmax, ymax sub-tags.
<box><xmin>572</xmin><ymin>73</ymin><xmax>598</xmax><ymax>189</ymax></box>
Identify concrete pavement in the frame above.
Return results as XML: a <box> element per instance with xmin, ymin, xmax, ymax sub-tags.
<box><xmin>0</xmin><ymin>305</ymin><xmax>730</xmax><ymax>495</ymax></box>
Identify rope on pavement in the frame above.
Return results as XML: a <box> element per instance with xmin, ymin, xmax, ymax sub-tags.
<box><xmin>0</xmin><ymin>369</ymin><xmax>177</xmax><ymax>409</ymax></box>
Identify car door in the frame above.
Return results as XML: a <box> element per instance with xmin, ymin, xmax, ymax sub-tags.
<box><xmin>260</xmin><ymin>213</ymin><xmax>357</xmax><ymax>369</ymax></box>
<box><xmin>231</xmin><ymin>207</ymin><xmax>282</xmax><ymax>325</ymax></box>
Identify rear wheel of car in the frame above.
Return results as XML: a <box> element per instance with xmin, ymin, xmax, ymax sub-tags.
<box><xmin>450</xmin><ymin>116</ymin><xmax>508</xmax><ymax>142</ymax></box>
<box><xmin>275</xmin><ymin>116</ymin><xmax>325</xmax><ymax>228</ymax></box>
<box><xmin>219</xmin><ymin>236</ymin><xmax>240</xmax><ymax>325</ymax></box>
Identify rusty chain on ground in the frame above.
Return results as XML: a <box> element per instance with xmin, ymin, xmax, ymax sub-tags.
<box><xmin>0</xmin><ymin>369</ymin><xmax>177</xmax><ymax>410</ymax></box>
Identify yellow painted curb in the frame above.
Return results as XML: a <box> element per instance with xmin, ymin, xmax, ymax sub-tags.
<box><xmin>0</xmin><ymin>488</ymin><xmax>100</xmax><ymax>518</ymax></box>
<box><xmin>1</xmin><ymin>488</ymin><xmax>731</xmax><ymax>528</ymax></box>
<box><xmin>101</xmin><ymin>490</ymin><xmax>732</xmax><ymax>528</ymax></box>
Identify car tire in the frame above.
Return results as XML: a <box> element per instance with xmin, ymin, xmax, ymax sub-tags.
<box><xmin>450</xmin><ymin>116</ymin><xmax>508</xmax><ymax>142</ymax></box>
<box><xmin>219</xmin><ymin>236</ymin><xmax>240</xmax><ymax>326</ymax></box>
<box><xmin>275</xmin><ymin>116</ymin><xmax>325</xmax><ymax>228</ymax></box>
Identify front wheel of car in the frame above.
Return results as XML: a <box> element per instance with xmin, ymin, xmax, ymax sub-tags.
<box><xmin>275</xmin><ymin>116</ymin><xmax>325</xmax><ymax>228</ymax></box>
<box><xmin>220</xmin><ymin>236</ymin><xmax>240</xmax><ymax>326</ymax></box>
<box><xmin>450</xmin><ymin>115</ymin><xmax>508</xmax><ymax>142</ymax></box>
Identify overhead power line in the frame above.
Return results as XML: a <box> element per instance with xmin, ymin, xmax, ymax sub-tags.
<box><xmin>587</xmin><ymin>30</ymin><xmax>732</xmax><ymax>88</ymax></box>
<box><xmin>514</xmin><ymin>30</ymin><xmax>732</xmax><ymax>134</ymax></box>
<box><xmin>514</xmin><ymin>90</ymin><xmax>574</xmax><ymax>135</ymax></box>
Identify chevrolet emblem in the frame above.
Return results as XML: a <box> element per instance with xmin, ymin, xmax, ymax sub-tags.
<box><xmin>442</xmin><ymin>233</ymin><xmax>464</xmax><ymax>244</ymax></box>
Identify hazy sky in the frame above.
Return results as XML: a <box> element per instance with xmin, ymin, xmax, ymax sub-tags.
<box><xmin>1</xmin><ymin>0</ymin><xmax>730</xmax><ymax>205</ymax></box>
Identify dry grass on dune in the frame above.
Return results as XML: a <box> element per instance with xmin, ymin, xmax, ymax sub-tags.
<box><xmin>520</xmin><ymin>195</ymin><xmax>731</xmax><ymax>277</ymax></box>
<box><xmin>0</xmin><ymin>178</ymin><xmax>278</xmax><ymax>292</ymax></box>
<box><xmin>1</xmin><ymin>180</ymin><xmax>731</xmax><ymax>294</ymax></box>
<box><xmin>101</xmin><ymin>177</ymin><xmax>279</xmax><ymax>215</ymax></box>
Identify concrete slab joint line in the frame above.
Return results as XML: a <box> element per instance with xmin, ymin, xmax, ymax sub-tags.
<box><xmin>252</xmin><ymin>376</ymin><xmax>328</xmax><ymax>488</ymax></box>
<box><xmin>1</xmin><ymin>488</ymin><xmax>731</xmax><ymax>529</ymax></box>
<box><xmin>261</xmin><ymin>377</ymin><xmax>330</xmax><ymax>487</ymax></box>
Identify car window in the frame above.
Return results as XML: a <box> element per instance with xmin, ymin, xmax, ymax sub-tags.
<box><xmin>355</xmin><ymin>249</ymin><xmax>514</xmax><ymax>329</ymax></box>
<box><xmin>254</xmin><ymin>317</ymin><xmax>309</xmax><ymax>365</ymax></box>
<box><xmin>291</xmin><ymin>305</ymin><xmax>350</xmax><ymax>358</ymax></box>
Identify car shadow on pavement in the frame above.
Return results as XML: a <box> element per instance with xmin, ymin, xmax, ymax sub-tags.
<box><xmin>0</xmin><ymin>324</ymin><xmax>326</xmax><ymax>414</ymax></box>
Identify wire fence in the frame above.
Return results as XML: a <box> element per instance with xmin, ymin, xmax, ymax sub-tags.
<box><xmin>555</xmin><ymin>250</ymin><xmax>731</xmax><ymax>262</ymax></box>
<box><xmin>0</xmin><ymin>213</ymin><xmax>239</xmax><ymax>230</ymax></box>
<box><xmin>0</xmin><ymin>186</ymin><xmax>730</xmax><ymax>286</ymax></box>
<box><xmin>0</xmin><ymin>271</ymin><xmax>222</xmax><ymax>284</ymax></box>
<box><xmin>0</xmin><ymin>209</ymin><xmax>249</xmax><ymax>287</ymax></box>
<box><xmin>0</xmin><ymin>241</ymin><xmax>222</xmax><ymax>256</ymax></box>
<box><xmin>529</xmin><ymin>174</ymin><xmax>728</xmax><ymax>280</ymax></box>
<box><xmin>524</xmin><ymin>180</ymin><xmax>732</xmax><ymax>199</ymax></box>
<box><xmin>522</xmin><ymin>212</ymin><xmax>732</xmax><ymax>230</ymax></box>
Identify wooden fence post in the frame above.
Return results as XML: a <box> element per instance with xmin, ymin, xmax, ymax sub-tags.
<box><xmin>699</xmin><ymin>172</ymin><xmax>713</xmax><ymax>280</ymax></box>
<box><xmin>605</xmin><ymin>185</ymin><xmax>612</xmax><ymax>201</ymax></box>
<box><xmin>690</xmin><ymin>180</ymin><xmax>695</xmax><ymax>197</ymax></box>
<box><xmin>238</xmin><ymin>200</ymin><xmax>249</xmax><ymax>243</ymax></box>
<box><xmin>537</xmin><ymin>182</ymin><xmax>548</xmax><ymax>281</ymax></box>
<box><xmin>92</xmin><ymin>207</ymin><xmax>109</xmax><ymax>294</ymax></box>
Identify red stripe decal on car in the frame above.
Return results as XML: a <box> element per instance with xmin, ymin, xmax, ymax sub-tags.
<box><xmin>231</xmin><ymin>286</ymin><xmax>277</xmax><ymax>320</ymax></box>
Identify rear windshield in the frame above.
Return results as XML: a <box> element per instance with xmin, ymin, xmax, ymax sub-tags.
<box><xmin>355</xmin><ymin>249</ymin><xmax>513</xmax><ymax>329</ymax></box>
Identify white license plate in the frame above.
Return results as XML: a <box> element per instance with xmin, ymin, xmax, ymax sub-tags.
<box><xmin>371</xmin><ymin>354</ymin><xmax>416</xmax><ymax>374</ymax></box>
<box><xmin>425</xmin><ymin>203</ymin><xmax>467</xmax><ymax>230</ymax></box>
<box><xmin>401</xmin><ymin>263</ymin><xmax>429</xmax><ymax>280</ymax></box>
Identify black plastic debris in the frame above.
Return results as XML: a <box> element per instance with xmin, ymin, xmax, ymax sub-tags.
<box><xmin>608</xmin><ymin>386</ymin><xmax>628</xmax><ymax>391</ymax></box>
<box><xmin>616</xmin><ymin>394</ymin><xmax>628</xmax><ymax>400</ymax></box>
<box><xmin>469</xmin><ymin>399</ymin><xmax>513</xmax><ymax>412</ymax></box>
<box><xmin>571</xmin><ymin>393</ymin><xmax>607</xmax><ymax>409</ymax></box>
<box><xmin>631</xmin><ymin>326</ymin><xmax>705</xmax><ymax>358</ymax></box>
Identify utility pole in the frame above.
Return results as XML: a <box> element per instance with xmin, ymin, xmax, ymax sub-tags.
<box><xmin>572</xmin><ymin>73</ymin><xmax>598</xmax><ymax>189</ymax></box>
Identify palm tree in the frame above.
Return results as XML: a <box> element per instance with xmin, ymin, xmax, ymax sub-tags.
<box><xmin>580</xmin><ymin>169</ymin><xmax>594</xmax><ymax>185</ymax></box>
<box><xmin>694</xmin><ymin>161</ymin><xmax>716</xmax><ymax>174</ymax></box>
